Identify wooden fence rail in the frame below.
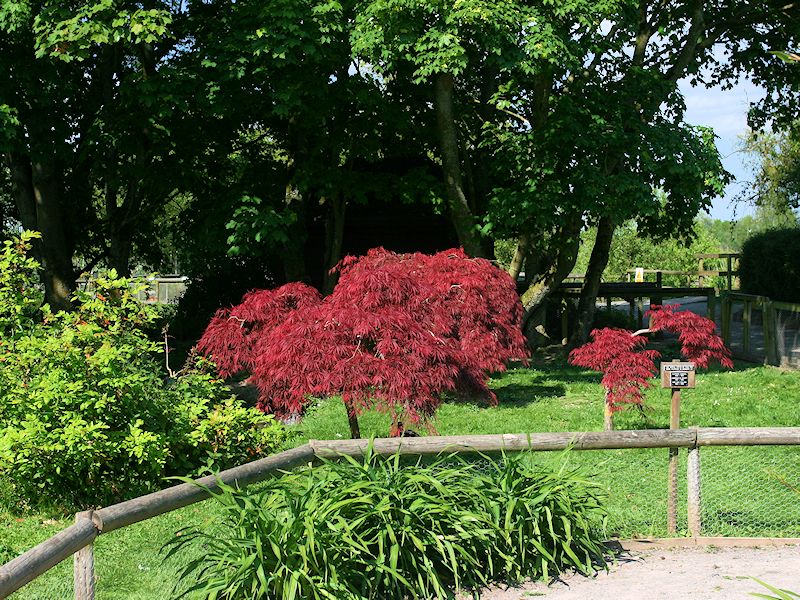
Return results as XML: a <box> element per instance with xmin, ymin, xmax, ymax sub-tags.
<box><xmin>2</xmin><ymin>427</ymin><xmax>800</xmax><ymax>599</ymax></box>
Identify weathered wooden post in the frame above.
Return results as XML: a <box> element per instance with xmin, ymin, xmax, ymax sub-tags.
<box><xmin>742</xmin><ymin>299</ymin><xmax>752</xmax><ymax>355</ymax></box>
<box><xmin>661</xmin><ymin>360</ymin><xmax>696</xmax><ymax>534</ymax></box>
<box><xmin>73</xmin><ymin>511</ymin><xmax>96</xmax><ymax>600</ymax></box>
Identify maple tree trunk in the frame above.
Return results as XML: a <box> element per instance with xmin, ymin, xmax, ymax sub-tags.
<box><xmin>604</xmin><ymin>398</ymin><xmax>614</xmax><ymax>431</ymax></box>
<box><xmin>570</xmin><ymin>216</ymin><xmax>615</xmax><ymax>347</ymax></box>
<box><xmin>433</xmin><ymin>72</ymin><xmax>484</xmax><ymax>258</ymax></box>
<box><xmin>343</xmin><ymin>398</ymin><xmax>361</xmax><ymax>439</ymax></box>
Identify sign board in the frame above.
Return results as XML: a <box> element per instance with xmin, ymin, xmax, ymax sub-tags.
<box><xmin>660</xmin><ymin>362</ymin><xmax>696</xmax><ymax>388</ymax></box>
<box><xmin>634</xmin><ymin>267</ymin><xmax>644</xmax><ymax>283</ymax></box>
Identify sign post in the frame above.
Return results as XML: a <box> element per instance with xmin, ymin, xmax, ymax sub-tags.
<box><xmin>661</xmin><ymin>360</ymin><xmax>695</xmax><ymax>534</ymax></box>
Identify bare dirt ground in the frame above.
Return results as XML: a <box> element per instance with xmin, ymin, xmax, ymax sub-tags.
<box><xmin>472</xmin><ymin>544</ymin><xmax>800</xmax><ymax>599</ymax></box>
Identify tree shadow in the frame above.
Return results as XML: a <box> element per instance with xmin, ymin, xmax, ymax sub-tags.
<box><xmin>492</xmin><ymin>383</ymin><xmax>568</xmax><ymax>406</ymax></box>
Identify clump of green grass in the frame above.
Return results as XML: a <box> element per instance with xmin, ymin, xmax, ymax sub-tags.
<box><xmin>164</xmin><ymin>448</ymin><xmax>608</xmax><ymax>599</ymax></box>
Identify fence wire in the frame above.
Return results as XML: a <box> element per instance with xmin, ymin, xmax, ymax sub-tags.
<box><xmin>459</xmin><ymin>446</ymin><xmax>800</xmax><ymax>538</ymax></box>
<box><xmin>700</xmin><ymin>445</ymin><xmax>800</xmax><ymax>537</ymax></box>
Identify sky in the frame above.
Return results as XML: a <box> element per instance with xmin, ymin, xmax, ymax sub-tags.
<box><xmin>680</xmin><ymin>78</ymin><xmax>765</xmax><ymax>221</ymax></box>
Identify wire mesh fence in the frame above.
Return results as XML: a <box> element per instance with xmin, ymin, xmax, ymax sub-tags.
<box><xmin>457</xmin><ymin>445</ymin><xmax>800</xmax><ymax>539</ymax></box>
<box><xmin>700</xmin><ymin>445</ymin><xmax>800</xmax><ymax>537</ymax></box>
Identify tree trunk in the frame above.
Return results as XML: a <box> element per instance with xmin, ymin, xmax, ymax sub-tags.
<box><xmin>30</xmin><ymin>159</ymin><xmax>74</xmax><ymax>311</ymax></box>
<box><xmin>433</xmin><ymin>72</ymin><xmax>484</xmax><ymax>257</ymax></box>
<box><xmin>108</xmin><ymin>225</ymin><xmax>133</xmax><ymax>277</ymax></box>
<box><xmin>519</xmin><ymin>218</ymin><xmax>582</xmax><ymax>347</ymax></box>
<box><xmin>570</xmin><ymin>216</ymin><xmax>615</xmax><ymax>347</ymax></box>
<box><xmin>5</xmin><ymin>153</ymin><xmax>38</xmax><ymax>232</ymax></box>
<box><xmin>507</xmin><ymin>233</ymin><xmax>529</xmax><ymax>281</ymax></box>
<box><xmin>322</xmin><ymin>195</ymin><xmax>346</xmax><ymax>295</ymax></box>
<box><xmin>604</xmin><ymin>398</ymin><xmax>614</xmax><ymax>431</ymax></box>
<box><xmin>343</xmin><ymin>398</ymin><xmax>361</xmax><ymax>439</ymax></box>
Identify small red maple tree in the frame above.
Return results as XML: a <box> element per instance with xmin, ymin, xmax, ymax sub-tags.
<box><xmin>569</xmin><ymin>304</ymin><xmax>732</xmax><ymax>430</ymax></box>
<box><xmin>196</xmin><ymin>283</ymin><xmax>323</xmax><ymax>378</ymax></box>
<box><xmin>197</xmin><ymin>248</ymin><xmax>528</xmax><ymax>437</ymax></box>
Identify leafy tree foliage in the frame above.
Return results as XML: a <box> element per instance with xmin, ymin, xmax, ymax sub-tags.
<box><xmin>569</xmin><ymin>305</ymin><xmax>732</xmax><ymax>429</ymax></box>
<box><xmin>198</xmin><ymin>248</ymin><xmax>527</xmax><ymax>435</ymax></box>
<box><xmin>741</xmin><ymin>124</ymin><xmax>800</xmax><ymax>218</ymax></box>
<box><xmin>1</xmin><ymin>0</ymin><xmax>797</xmax><ymax>340</ymax></box>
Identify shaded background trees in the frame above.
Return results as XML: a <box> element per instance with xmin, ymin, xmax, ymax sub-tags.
<box><xmin>1</xmin><ymin>0</ymin><xmax>797</xmax><ymax>342</ymax></box>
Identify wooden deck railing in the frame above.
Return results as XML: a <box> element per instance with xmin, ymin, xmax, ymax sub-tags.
<box><xmin>2</xmin><ymin>427</ymin><xmax>800</xmax><ymax>599</ymax></box>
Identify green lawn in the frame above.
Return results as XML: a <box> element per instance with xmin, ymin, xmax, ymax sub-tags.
<box><xmin>4</xmin><ymin>358</ymin><xmax>800</xmax><ymax>599</ymax></box>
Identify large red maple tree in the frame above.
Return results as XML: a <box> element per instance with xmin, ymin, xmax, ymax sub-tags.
<box><xmin>569</xmin><ymin>304</ymin><xmax>733</xmax><ymax>430</ymax></box>
<box><xmin>198</xmin><ymin>248</ymin><xmax>528</xmax><ymax>437</ymax></box>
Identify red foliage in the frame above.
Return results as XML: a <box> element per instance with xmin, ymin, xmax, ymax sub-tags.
<box><xmin>251</xmin><ymin>302</ymin><xmax>462</xmax><ymax>425</ymax></box>
<box><xmin>569</xmin><ymin>328</ymin><xmax>661</xmax><ymax>410</ymax></box>
<box><xmin>197</xmin><ymin>248</ymin><xmax>528</xmax><ymax>430</ymax></box>
<box><xmin>646</xmin><ymin>304</ymin><xmax>733</xmax><ymax>369</ymax></box>
<box><xmin>333</xmin><ymin>248</ymin><xmax>528</xmax><ymax>402</ymax></box>
<box><xmin>196</xmin><ymin>283</ymin><xmax>322</xmax><ymax>378</ymax></box>
<box><xmin>569</xmin><ymin>304</ymin><xmax>732</xmax><ymax>413</ymax></box>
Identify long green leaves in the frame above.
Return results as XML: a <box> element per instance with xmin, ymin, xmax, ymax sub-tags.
<box><xmin>165</xmin><ymin>447</ymin><xmax>608</xmax><ymax>599</ymax></box>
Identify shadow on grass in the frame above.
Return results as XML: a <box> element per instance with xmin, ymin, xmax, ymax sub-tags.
<box><xmin>492</xmin><ymin>383</ymin><xmax>568</xmax><ymax>405</ymax></box>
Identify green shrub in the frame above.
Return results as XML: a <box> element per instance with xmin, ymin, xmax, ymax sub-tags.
<box><xmin>165</xmin><ymin>449</ymin><xmax>607</xmax><ymax>599</ymax></box>
<box><xmin>0</xmin><ymin>231</ymin><xmax>42</xmax><ymax>336</ymax></box>
<box><xmin>739</xmin><ymin>228</ymin><xmax>800</xmax><ymax>302</ymax></box>
<box><xmin>0</xmin><ymin>234</ymin><xmax>289</xmax><ymax>509</ymax></box>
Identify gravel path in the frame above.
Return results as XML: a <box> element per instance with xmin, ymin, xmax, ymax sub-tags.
<box><xmin>471</xmin><ymin>544</ymin><xmax>800</xmax><ymax>599</ymax></box>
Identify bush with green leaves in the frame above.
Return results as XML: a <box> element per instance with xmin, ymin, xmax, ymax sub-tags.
<box><xmin>739</xmin><ymin>227</ymin><xmax>800</xmax><ymax>302</ymax></box>
<box><xmin>0</xmin><ymin>233</ymin><xmax>288</xmax><ymax>509</ymax></box>
<box><xmin>165</xmin><ymin>449</ymin><xmax>607</xmax><ymax>599</ymax></box>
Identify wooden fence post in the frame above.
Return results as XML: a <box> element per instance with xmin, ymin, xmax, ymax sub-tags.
<box><xmin>720</xmin><ymin>293</ymin><xmax>731</xmax><ymax>345</ymax></box>
<box><xmin>742</xmin><ymin>299</ymin><xmax>752</xmax><ymax>355</ymax></box>
<box><xmin>707</xmin><ymin>291</ymin><xmax>716</xmax><ymax>323</ymax></box>
<box><xmin>763</xmin><ymin>301</ymin><xmax>778</xmax><ymax>366</ymax></box>
<box><xmin>687</xmin><ymin>441</ymin><xmax>702</xmax><ymax>537</ymax></box>
<box><xmin>667</xmin><ymin>385</ymin><xmax>681</xmax><ymax>535</ymax></box>
<box><xmin>73</xmin><ymin>511</ymin><xmax>95</xmax><ymax>600</ymax></box>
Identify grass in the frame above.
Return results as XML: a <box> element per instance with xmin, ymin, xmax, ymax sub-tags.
<box><xmin>3</xmin><ymin>357</ymin><xmax>800</xmax><ymax>598</ymax></box>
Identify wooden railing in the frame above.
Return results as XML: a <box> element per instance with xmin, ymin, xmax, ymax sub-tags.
<box><xmin>2</xmin><ymin>427</ymin><xmax>800</xmax><ymax>599</ymax></box>
<box><xmin>721</xmin><ymin>292</ymin><xmax>800</xmax><ymax>367</ymax></box>
<box><xmin>624</xmin><ymin>253</ymin><xmax>740</xmax><ymax>291</ymax></box>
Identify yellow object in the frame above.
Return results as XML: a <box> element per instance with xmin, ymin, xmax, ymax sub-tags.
<box><xmin>634</xmin><ymin>268</ymin><xmax>644</xmax><ymax>283</ymax></box>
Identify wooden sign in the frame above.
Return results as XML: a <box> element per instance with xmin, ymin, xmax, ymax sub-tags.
<box><xmin>660</xmin><ymin>361</ymin><xmax>696</xmax><ymax>389</ymax></box>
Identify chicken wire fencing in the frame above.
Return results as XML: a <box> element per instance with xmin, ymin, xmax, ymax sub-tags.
<box><xmin>700</xmin><ymin>445</ymin><xmax>800</xmax><ymax>537</ymax></box>
<box><xmin>456</xmin><ymin>444</ymin><xmax>800</xmax><ymax>539</ymax></box>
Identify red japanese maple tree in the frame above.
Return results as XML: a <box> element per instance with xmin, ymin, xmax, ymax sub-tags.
<box><xmin>569</xmin><ymin>304</ymin><xmax>732</xmax><ymax>430</ymax></box>
<box><xmin>197</xmin><ymin>248</ymin><xmax>528</xmax><ymax>437</ymax></box>
<box><xmin>196</xmin><ymin>283</ymin><xmax>322</xmax><ymax>378</ymax></box>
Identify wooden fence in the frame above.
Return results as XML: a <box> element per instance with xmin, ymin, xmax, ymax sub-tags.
<box><xmin>2</xmin><ymin>427</ymin><xmax>799</xmax><ymax>599</ymax></box>
<box><xmin>721</xmin><ymin>292</ymin><xmax>800</xmax><ymax>367</ymax></box>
